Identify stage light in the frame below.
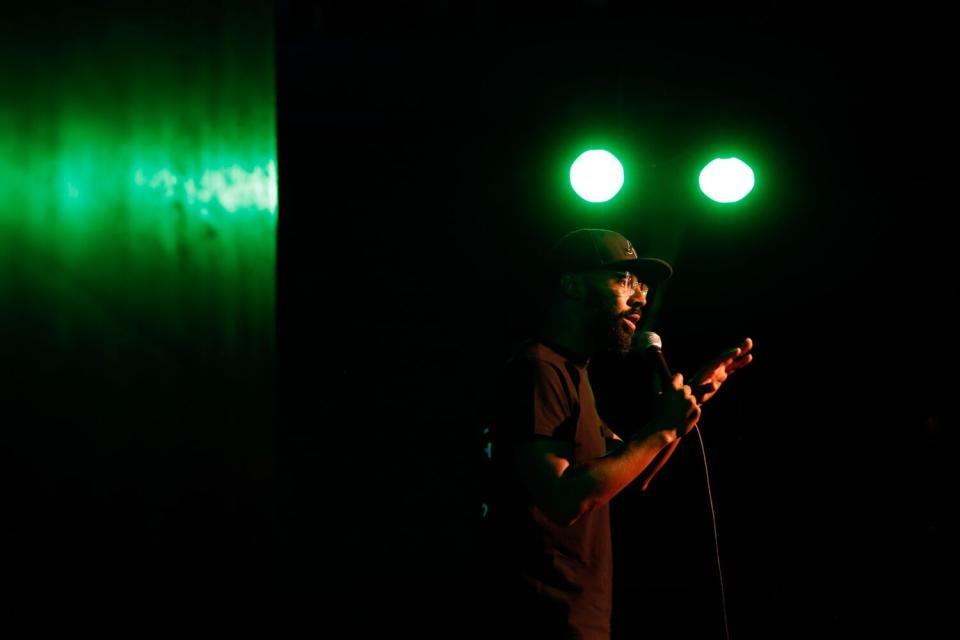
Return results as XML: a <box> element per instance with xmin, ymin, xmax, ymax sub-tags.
<box><xmin>570</xmin><ymin>149</ymin><xmax>624</xmax><ymax>203</ymax></box>
<box><xmin>698</xmin><ymin>157</ymin><xmax>755</xmax><ymax>203</ymax></box>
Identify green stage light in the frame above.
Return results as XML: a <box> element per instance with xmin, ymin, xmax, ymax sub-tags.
<box><xmin>570</xmin><ymin>149</ymin><xmax>624</xmax><ymax>203</ymax></box>
<box><xmin>699</xmin><ymin>157</ymin><xmax>755</xmax><ymax>203</ymax></box>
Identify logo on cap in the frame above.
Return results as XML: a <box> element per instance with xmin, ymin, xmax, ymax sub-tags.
<box><xmin>624</xmin><ymin>241</ymin><xmax>637</xmax><ymax>257</ymax></box>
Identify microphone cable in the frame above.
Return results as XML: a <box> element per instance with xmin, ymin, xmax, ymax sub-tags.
<box><xmin>691</xmin><ymin>421</ymin><xmax>732</xmax><ymax>640</ymax></box>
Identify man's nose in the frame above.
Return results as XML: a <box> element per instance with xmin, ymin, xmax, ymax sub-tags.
<box><xmin>628</xmin><ymin>289</ymin><xmax>647</xmax><ymax>305</ymax></box>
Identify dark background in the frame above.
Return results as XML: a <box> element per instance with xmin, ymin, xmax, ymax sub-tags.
<box><xmin>277</xmin><ymin>2</ymin><xmax>955</xmax><ymax>639</ymax></box>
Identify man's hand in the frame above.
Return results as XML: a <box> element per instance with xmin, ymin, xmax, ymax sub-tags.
<box><xmin>649</xmin><ymin>373</ymin><xmax>701</xmax><ymax>439</ymax></box>
<box><xmin>690</xmin><ymin>337</ymin><xmax>754</xmax><ymax>405</ymax></box>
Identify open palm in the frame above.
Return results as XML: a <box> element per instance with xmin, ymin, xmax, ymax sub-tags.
<box><xmin>691</xmin><ymin>337</ymin><xmax>754</xmax><ymax>404</ymax></box>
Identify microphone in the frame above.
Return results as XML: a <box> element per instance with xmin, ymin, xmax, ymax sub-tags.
<box><xmin>635</xmin><ymin>331</ymin><xmax>702</xmax><ymax>441</ymax></box>
<box><xmin>633</xmin><ymin>330</ymin><xmax>672</xmax><ymax>390</ymax></box>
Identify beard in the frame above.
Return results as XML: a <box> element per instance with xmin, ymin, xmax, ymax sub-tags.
<box><xmin>586</xmin><ymin>294</ymin><xmax>634</xmax><ymax>355</ymax></box>
<box><xmin>602</xmin><ymin>314</ymin><xmax>634</xmax><ymax>355</ymax></box>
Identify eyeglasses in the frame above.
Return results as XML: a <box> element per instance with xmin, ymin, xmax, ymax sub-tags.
<box><xmin>611</xmin><ymin>271</ymin><xmax>650</xmax><ymax>297</ymax></box>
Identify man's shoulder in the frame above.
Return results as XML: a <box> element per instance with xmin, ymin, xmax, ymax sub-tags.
<box><xmin>500</xmin><ymin>341</ymin><xmax>580</xmax><ymax>395</ymax></box>
<box><xmin>507</xmin><ymin>340</ymin><xmax>567</xmax><ymax>368</ymax></box>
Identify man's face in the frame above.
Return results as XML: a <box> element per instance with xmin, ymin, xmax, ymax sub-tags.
<box><xmin>583</xmin><ymin>270</ymin><xmax>648</xmax><ymax>355</ymax></box>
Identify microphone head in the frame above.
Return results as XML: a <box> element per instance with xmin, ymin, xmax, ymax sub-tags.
<box><xmin>634</xmin><ymin>330</ymin><xmax>662</xmax><ymax>351</ymax></box>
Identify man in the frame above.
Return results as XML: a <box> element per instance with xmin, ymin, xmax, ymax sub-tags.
<box><xmin>484</xmin><ymin>228</ymin><xmax>753</xmax><ymax>638</ymax></box>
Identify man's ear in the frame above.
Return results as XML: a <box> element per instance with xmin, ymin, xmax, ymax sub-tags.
<box><xmin>559</xmin><ymin>272</ymin><xmax>585</xmax><ymax>299</ymax></box>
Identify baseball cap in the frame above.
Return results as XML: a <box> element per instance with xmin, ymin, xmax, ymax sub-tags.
<box><xmin>545</xmin><ymin>228</ymin><xmax>673</xmax><ymax>285</ymax></box>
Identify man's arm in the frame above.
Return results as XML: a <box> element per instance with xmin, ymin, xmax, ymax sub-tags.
<box><xmin>602</xmin><ymin>421</ymin><xmax>678</xmax><ymax>493</ymax></box>
<box><xmin>513</xmin><ymin>373</ymin><xmax>699</xmax><ymax>527</ymax></box>
<box><xmin>634</xmin><ymin>337</ymin><xmax>755</xmax><ymax>491</ymax></box>
<box><xmin>636</xmin><ymin>438</ymin><xmax>682</xmax><ymax>491</ymax></box>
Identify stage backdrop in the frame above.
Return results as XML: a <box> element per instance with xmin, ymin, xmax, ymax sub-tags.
<box><xmin>1</xmin><ymin>4</ymin><xmax>276</xmax><ymax>636</ymax></box>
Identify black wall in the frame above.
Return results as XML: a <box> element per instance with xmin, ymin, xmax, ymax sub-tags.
<box><xmin>277</xmin><ymin>3</ymin><xmax>956</xmax><ymax>639</ymax></box>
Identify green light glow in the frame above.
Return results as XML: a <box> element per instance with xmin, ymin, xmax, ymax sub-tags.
<box><xmin>134</xmin><ymin>162</ymin><xmax>278</xmax><ymax>214</ymax></box>
<box><xmin>699</xmin><ymin>157</ymin><xmax>755</xmax><ymax>203</ymax></box>
<box><xmin>0</xmin><ymin>8</ymin><xmax>277</xmax><ymax>382</ymax></box>
<box><xmin>570</xmin><ymin>149</ymin><xmax>625</xmax><ymax>203</ymax></box>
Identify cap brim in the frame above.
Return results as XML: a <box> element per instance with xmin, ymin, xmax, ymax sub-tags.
<box><xmin>605</xmin><ymin>257</ymin><xmax>673</xmax><ymax>285</ymax></box>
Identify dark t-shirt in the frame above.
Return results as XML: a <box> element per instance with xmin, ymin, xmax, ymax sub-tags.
<box><xmin>485</xmin><ymin>340</ymin><xmax>616</xmax><ymax>639</ymax></box>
